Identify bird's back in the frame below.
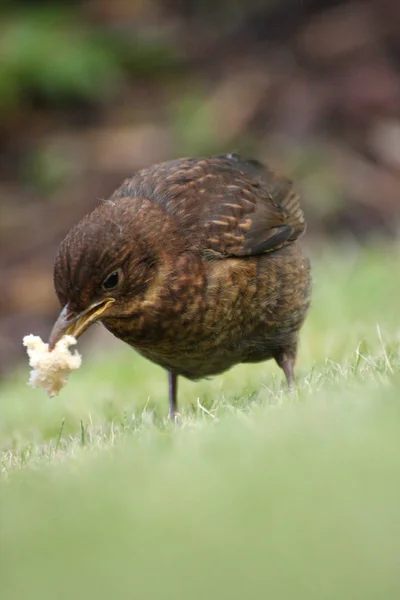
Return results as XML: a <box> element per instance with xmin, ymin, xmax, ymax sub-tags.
<box><xmin>111</xmin><ymin>154</ymin><xmax>306</xmax><ymax>260</ymax></box>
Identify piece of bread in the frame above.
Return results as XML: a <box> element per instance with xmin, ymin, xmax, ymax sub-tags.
<box><xmin>23</xmin><ymin>334</ymin><xmax>82</xmax><ymax>397</ymax></box>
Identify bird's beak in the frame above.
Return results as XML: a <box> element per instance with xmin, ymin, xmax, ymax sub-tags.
<box><xmin>48</xmin><ymin>298</ymin><xmax>115</xmax><ymax>350</ymax></box>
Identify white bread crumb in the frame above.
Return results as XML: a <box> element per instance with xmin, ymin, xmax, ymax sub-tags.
<box><xmin>23</xmin><ymin>334</ymin><xmax>82</xmax><ymax>397</ymax></box>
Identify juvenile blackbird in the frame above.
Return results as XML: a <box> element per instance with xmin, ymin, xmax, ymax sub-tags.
<box><xmin>49</xmin><ymin>154</ymin><xmax>311</xmax><ymax>418</ymax></box>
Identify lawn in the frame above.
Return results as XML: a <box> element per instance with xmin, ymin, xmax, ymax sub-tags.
<box><xmin>1</xmin><ymin>244</ymin><xmax>400</xmax><ymax>600</ymax></box>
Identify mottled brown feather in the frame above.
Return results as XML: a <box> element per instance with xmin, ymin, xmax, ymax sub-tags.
<box><xmin>112</xmin><ymin>154</ymin><xmax>306</xmax><ymax>258</ymax></box>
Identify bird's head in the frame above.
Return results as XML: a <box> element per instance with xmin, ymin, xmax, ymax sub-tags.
<box><xmin>48</xmin><ymin>197</ymin><xmax>173</xmax><ymax>349</ymax></box>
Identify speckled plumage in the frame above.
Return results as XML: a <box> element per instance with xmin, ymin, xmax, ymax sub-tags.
<box><xmin>51</xmin><ymin>154</ymin><xmax>311</xmax><ymax>417</ymax></box>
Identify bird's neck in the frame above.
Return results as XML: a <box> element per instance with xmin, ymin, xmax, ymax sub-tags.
<box><xmin>103</xmin><ymin>252</ymin><xmax>207</xmax><ymax>346</ymax></box>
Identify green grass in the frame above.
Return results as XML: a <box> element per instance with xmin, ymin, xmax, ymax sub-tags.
<box><xmin>1</xmin><ymin>245</ymin><xmax>400</xmax><ymax>599</ymax></box>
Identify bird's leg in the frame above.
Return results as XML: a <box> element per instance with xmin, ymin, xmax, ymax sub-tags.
<box><xmin>168</xmin><ymin>371</ymin><xmax>179</xmax><ymax>421</ymax></box>
<box><xmin>275</xmin><ymin>347</ymin><xmax>296</xmax><ymax>389</ymax></box>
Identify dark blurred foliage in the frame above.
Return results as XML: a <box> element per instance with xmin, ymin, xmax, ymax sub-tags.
<box><xmin>1</xmin><ymin>0</ymin><xmax>400</xmax><ymax>374</ymax></box>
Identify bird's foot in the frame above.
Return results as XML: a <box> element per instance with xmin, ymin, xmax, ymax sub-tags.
<box><xmin>169</xmin><ymin>411</ymin><xmax>182</xmax><ymax>425</ymax></box>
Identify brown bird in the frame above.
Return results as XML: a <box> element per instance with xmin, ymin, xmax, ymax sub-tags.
<box><xmin>49</xmin><ymin>154</ymin><xmax>311</xmax><ymax>419</ymax></box>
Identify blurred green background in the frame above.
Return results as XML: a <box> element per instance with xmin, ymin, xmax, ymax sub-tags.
<box><xmin>1</xmin><ymin>0</ymin><xmax>400</xmax><ymax>374</ymax></box>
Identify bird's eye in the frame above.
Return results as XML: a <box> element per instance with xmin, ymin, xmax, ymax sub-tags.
<box><xmin>102</xmin><ymin>268</ymin><xmax>123</xmax><ymax>291</ymax></box>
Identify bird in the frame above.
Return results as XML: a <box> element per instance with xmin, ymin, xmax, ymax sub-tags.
<box><xmin>49</xmin><ymin>154</ymin><xmax>311</xmax><ymax>419</ymax></box>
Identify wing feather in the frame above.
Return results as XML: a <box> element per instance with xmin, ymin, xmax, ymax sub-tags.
<box><xmin>112</xmin><ymin>154</ymin><xmax>306</xmax><ymax>259</ymax></box>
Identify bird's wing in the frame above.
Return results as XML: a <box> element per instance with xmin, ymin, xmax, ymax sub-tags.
<box><xmin>198</xmin><ymin>154</ymin><xmax>306</xmax><ymax>258</ymax></box>
<box><xmin>113</xmin><ymin>154</ymin><xmax>306</xmax><ymax>258</ymax></box>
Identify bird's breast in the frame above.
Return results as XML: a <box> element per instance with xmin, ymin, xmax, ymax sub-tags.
<box><xmin>102</xmin><ymin>247</ymin><xmax>311</xmax><ymax>379</ymax></box>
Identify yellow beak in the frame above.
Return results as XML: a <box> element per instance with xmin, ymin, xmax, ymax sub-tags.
<box><xmin>48</xmin><ymin>298</ymin><xmax>115</xmax><ymax>350</ymax></box>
